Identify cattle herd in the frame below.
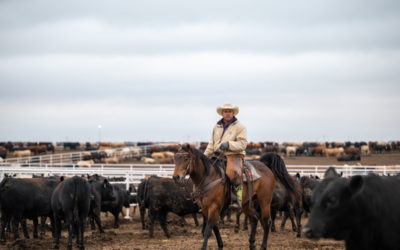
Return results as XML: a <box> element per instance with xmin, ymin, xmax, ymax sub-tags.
<box><xmin>0</xmin><ymin>140</ymin><xmax>399</xmax><ymax>249</ymax></box>
<box><xmin>1</xmin><ymin>140</ymin><xmax>399</xmax><ymax>164</ymax></box>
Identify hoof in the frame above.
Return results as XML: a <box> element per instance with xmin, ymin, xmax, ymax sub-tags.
<box><xmin>54</xmin><ymin>244</ymin><xmax>59</xmax><ymax>249</ymax></box>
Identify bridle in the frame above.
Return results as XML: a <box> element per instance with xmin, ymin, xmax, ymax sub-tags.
<box><xmin>174</xmin><ymin>152</ymin><xmax>193</xmax><ymax>178</ymax></box>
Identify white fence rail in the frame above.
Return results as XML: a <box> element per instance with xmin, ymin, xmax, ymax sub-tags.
<box><xmin>2</xmin><ymin>144</ymin><xmax>166</xmax><ymax>164</ymax></box>
<box><xmin>1</xmin><ymin>164</ymin><xmax>399</xmax><ymax>183</ymax></box>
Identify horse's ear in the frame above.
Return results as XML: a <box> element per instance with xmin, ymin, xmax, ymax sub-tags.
<box><xmin>182</xmin><ymin>143</ymin><xmax>191</xmax><ymax>151</ymax></box>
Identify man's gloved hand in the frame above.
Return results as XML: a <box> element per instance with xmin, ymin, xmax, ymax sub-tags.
<box><xmin>220</xmin><ymin>142</ymin><xmax>229</xmax><ymax>151</ymax></box>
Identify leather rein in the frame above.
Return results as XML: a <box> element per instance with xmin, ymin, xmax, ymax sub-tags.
<box><xmin>176</xmin><ymin>152</ymin><xmax>226</xmax><ymax>203</ymax></box>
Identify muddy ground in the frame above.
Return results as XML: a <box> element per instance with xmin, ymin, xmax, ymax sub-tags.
<box><xmin>2</xmin><ymin>211</ymin><xmax>345</xmax><ymax>250</ymax></box>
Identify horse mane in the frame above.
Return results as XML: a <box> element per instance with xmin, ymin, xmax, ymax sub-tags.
<box><xmin>191</xmin><ymin>147</ymin><xmax>224</xmax><ymax>177</ymax></box>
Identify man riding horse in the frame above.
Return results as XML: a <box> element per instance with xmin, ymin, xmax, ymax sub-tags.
<box><xmin>204</xmin><ymin>102</ymin><xmax>247</xmax><ymax>209</ymax></box>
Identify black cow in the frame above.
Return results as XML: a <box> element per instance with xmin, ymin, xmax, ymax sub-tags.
<box><xmin>101</xmin><ymin>184</ymin><xmax>132</xmax><ymax>228</ymax></box>
<box><xmin>51</xmin><ymin>176</ymin><xmax>91</xmax><ymax>249</ymax></box>
<box><xmin>0</xmin><ymin>177</ymin><xmax>60</xmax><ymax>241</ymax></box>
<box><xmin>337</xmin><ymin>153</ymin><xmax>361</xmax><ymax>162</ymax></box>
<box><xmin>139</xmin><ymin>176</ymin><xmax>200</xmax><ymax>238</ymax></box>
<box><xmin>87</xmin><ymin>174</ymin><xmax>115</xmax><ymax>233</ymax></box>
<box><xmin>324</xmin><ymin>167</ymin><xmax>343</xmax><ymax>178</ymax></box>
<box><xmin>63</xmin><ymin>142</ymin><xmax>81</xmax><ymax>150</ymax></box>
<box><xmin>303</xmin><ymin>174</ymin><xmax>400</xmax><ymax>249</ymax></box>
<box><xmin>299</xmin><ymin>176</ymin><xmax>320</xmax><ymax>217</ymax></box>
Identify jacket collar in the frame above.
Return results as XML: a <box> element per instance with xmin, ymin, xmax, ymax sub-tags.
<box><xmin>217</xmin><ymin>116</ymin><xmax>237</xmax><ymax>126</ymax></box>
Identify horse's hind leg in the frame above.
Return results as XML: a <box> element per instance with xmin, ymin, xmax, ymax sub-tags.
<box><xmin>260</xmin><ymin>217</ymin><xmax>271</xmax><ymax>250</ymax></box>
<box><xmin>280</xmin><ymin>210</ymin><xmax>289</xmax><ymax>230</ymax></box>
<box><xmin>259</xmin><ymin>202</ymin><xmax>272</xmax><ymax>250</ymax></box>
<box><xmin>248</xmin><ymin>216</ymin><xmax>258</xmax><ymax>250</ymax></box>
<box><xmin>295</xmin><ymin>205</ymin><xmax>303</xmax><ymax>237</ymax></box>
<box><xmin>285</xmin><ymin>207</ymin><xmax>297</xmax><ymax>232</ymax></box>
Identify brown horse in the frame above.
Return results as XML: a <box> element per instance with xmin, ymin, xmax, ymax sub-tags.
<box><xmin>173</xmin><ymin>145</ymin><xmax>299</xmax><ymax>250</ymax></box>
<box><xmin>173</xmin><ymin>144</ymin><xmax>229</xmax><ymax>250</ymax></box>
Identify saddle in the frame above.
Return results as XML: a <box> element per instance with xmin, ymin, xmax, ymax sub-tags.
<box><xmin>243</xmin><ymin>161</ymin><xmax>261</xmax><ymax>183</ymax></box>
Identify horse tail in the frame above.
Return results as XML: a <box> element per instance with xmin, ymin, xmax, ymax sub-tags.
<box><xmin>259</xmin><ymin>153</ymin><xmax>301</xmax><ymax>201</ymax></box>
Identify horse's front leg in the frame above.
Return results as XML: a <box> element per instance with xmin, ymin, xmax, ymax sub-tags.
<box><xmin>202</xmin><ymin>205</ymin><xmax>222</xmax><ymax>250</ymax></box>
<box><xmin>201</xmin><ymin>214</ymin><xmax>206</xmax><ymax>236</ymax></box>
<box><xmin>213</xmin><ymin>225</ymin><xmax>223</xmax><ymax>249</ymax></box>
<box><xmin>201</xmin><ymin>220</ymin><xmax>212</xmax><ymax>250</ymax></box>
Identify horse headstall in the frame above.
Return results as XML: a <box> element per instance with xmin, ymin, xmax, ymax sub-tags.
<box><xmin>174</xmin><ymin>152</ymin><xmax>193</xmax><ymax>176</ymax></box>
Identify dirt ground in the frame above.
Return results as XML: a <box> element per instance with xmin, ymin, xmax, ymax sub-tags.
<box><xmin>2</xmin><ymin>211</ymin><xmax>345</xmax><ymax>250</ymax></box>
<box><xmin>281</xmin><ymin>152</ymin><xmax>400</xmax><ymax>166</ymax></box>
<box><xmin>2</xmin><ymin>153</ymin><xmax>399</xmax><ymax>250</ymax></box>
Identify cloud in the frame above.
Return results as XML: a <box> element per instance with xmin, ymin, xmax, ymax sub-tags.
<box><xmin>0</xmin><ymin>0</ymin><xmax>399</xmax><ymax>142</ymax></box>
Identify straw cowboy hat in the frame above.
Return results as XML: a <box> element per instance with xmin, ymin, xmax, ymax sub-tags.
<box><xmin>216</xmin><ymin>102</ymin><xmax>239</xmax><ymax>116</ymax></box>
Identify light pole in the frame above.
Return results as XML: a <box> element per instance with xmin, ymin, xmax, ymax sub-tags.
<box><xmin>98</xmin><ymin>124</ymin><xmax>102</xmax><ymax>142</ymax></box>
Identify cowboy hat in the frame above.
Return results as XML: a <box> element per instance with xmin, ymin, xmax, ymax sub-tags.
<box><xmin>216</xmin><ymin>102</ymin><xmax>239</xmax><ymax>116</ymax></box>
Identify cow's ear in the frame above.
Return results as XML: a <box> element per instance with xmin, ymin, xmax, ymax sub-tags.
<box><xmin>349</xmin><ymin>175</ymin><xmax>363</xmax><ymax>195</ymax></box>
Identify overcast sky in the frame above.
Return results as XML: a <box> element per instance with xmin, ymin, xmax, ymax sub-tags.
<box><xmin>0</xmin><ymin>0</ymin><xmax>399</xmax><ymax>143</ymax></box>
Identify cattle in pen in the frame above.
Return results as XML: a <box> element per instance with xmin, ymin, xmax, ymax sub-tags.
<box><xmin>303</xmin><ymin>174</ymin><xmax>400</xmax><ymax>250</ymax></box>
<box><xmin>51</xmin><ymin>176</ymin><xmax>91</xmax><ymax>249</ymax></box>
<box><xmin>137</xmin><ymin>176</ymin><xmax>200</xmax><ymax>237</ymax></box>
<box><xmin>0</xmin><ymin>177</ymin><xmax>60</xmax><ymax>241</ymax></box>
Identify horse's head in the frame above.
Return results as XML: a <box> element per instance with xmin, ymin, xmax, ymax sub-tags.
<box><xmin>173</xmin><ymin>143</ymin><xmax>195</xmax><ymax>183</ymax></box>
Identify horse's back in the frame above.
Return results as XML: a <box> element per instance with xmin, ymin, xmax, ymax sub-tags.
<box><xmin>247</xmin><ymin>160</ymin><xmax>274</xmax><ymax>177</ymax></box>
<box><xmin>245</xmin><ymin>160</ymin><xmax>275</xmax><ymax>189</ymax></box>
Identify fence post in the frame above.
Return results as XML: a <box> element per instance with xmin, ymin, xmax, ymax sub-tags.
<box><xmin>124</xmin><ymin>172</ymin><xmax>131</xmax><ymax>219</ymax></box>
<box><xmin>384</xmin><ymin>166</ymin><xmax>387</xmax><ymax>176</ymax></box>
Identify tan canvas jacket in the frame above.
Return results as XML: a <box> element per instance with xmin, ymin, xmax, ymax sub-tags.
<box><xmin>204</xmin><ymin>118</ymin><xmax>247</xmax><ymax>157</ymax></box>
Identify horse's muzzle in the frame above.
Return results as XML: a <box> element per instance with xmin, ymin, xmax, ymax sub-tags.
<box><xmin>172</xmin><ymin>175</ymin><xmax>181</xmax><ymax>183</ymax></box>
